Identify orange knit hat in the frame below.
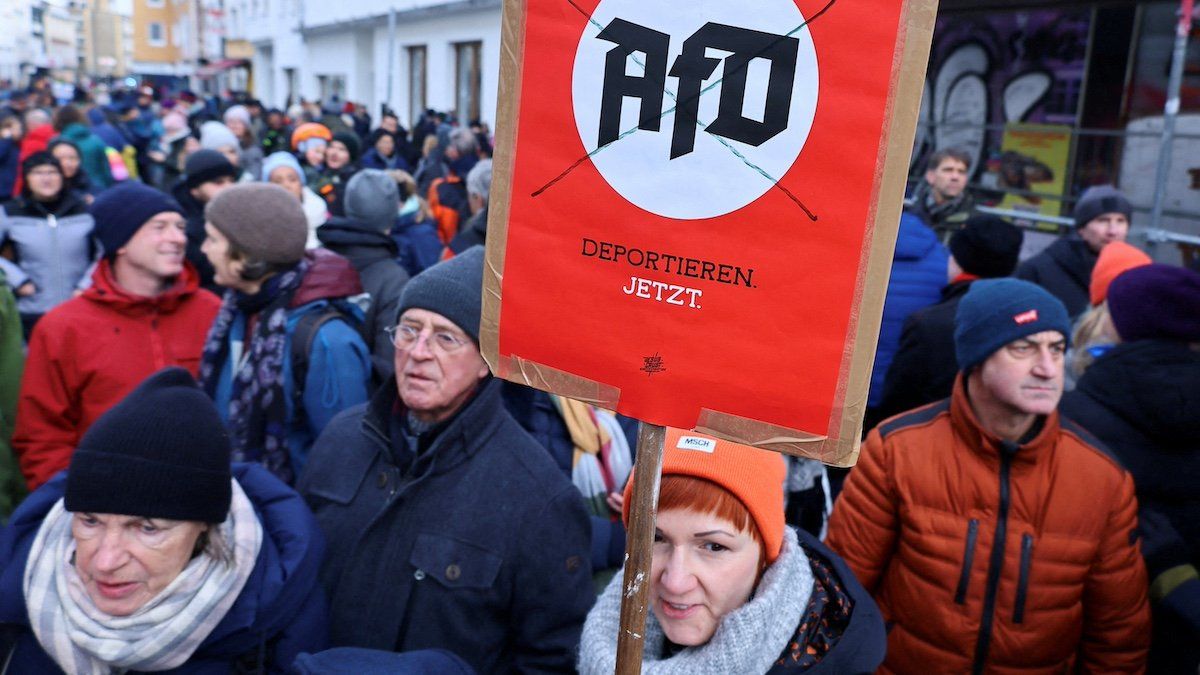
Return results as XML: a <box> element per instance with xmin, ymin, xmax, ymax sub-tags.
<box><xmin>1090</xmin><ymin>241</ymin><xmax>1152</xmax><ymax>307</ymax></box>
<box><xmin>623</xmin><ymin>428</ymin><xmax>787</xmax><ymax>562</ymax></box>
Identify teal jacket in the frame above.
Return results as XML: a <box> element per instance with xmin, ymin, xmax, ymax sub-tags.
<box><xmin>57</xmin><ymin>123</ymin><xmax>114</xmax><ymax>190</ymax></box>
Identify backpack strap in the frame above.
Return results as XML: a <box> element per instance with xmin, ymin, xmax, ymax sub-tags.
<box><xmin>290</xmin><ymin>306</ymin><xmax>347</xmax><ymax>415</ymax></box>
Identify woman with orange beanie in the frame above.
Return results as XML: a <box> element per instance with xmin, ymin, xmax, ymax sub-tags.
<box><xmin>578</xmin><ymin>429</ymin><xmax>885</xmax><ymax>674</ymax></box>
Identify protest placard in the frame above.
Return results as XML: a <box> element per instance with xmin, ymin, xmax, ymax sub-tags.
<box><xmin>482</xmin><ymin>0</ymin><xmax>938</xmax><ymax>467</ymax></box>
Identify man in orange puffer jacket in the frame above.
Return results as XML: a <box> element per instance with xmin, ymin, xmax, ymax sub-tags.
<box><xmin>827</xmin><ymin>278</ymin><xmax>1149</xmax><ymax>674</ymax></box>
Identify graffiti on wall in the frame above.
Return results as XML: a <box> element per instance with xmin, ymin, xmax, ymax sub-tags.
<box><xmin>911</xmin><ymin>9</ymin><xmax>1093</xmax><ymax>195</ymax></box>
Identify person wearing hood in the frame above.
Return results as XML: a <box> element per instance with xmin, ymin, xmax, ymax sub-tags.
<box><xmin>1017</xmin><ymin>185</ymin><xmax>1132</xmax><ymax>318</ymax></box>
<box><xmin>317</xmin><ymin>169</ymin><xmax>410</xmax><ymax>381</ymax></box>
<box><xmin>174</xmin><ymin>149</ymin><xmax>239</xmax><ymax>294</ymax></box>
<box><xmin>310</xmin><ymin>131</ymin><xmax>360</xmax><ymax>216</ymax></box>
<box><xmin>50</xmin><ymin>105</ymin><xmax>113</xmax><ymax>190</ymax></box>
<box><xmin>1060</xmin><ymin>264</ymin><xmax>1200</xmax><ymax>674</ymax></box>
<box><xmin>199</xmin><ymin>121</ymin><xmax>254</xmax><ymax>183</ymax></box>
<box><xmin>199</xmin><ymin>183</ymin><xmax>371</xmax><ymax>485</ymax></box>
<box><xmin>0</xmin><ymin>152</ymin><xmax>95</xmax><ymax>336</ymax></box>
<box><xmin>0</xmin><ymin>367</ymin><xmax>329</xmax><ymax>673</ymax></box>
<box><xmin>579</xmin><ymin>428</ymin><xmax>887</xmax><ymax>674</ymax></box>
<box><xmin>84</xmin><ymin>106</ymin><xmax>137</xmax><ymax>181</ymax></box>
<box><xmin>11</xmin><ymin>181</ymin><xmax>220</xmax><ymax>491</ymax></box>
<box><xmin>262</xmin><ymin>151</ymin><xmax>327</xmax><ymax>249</ymax></box>
<box><xmin>863</xmin><ymin>211</ymin><xmax>947</xmax><ymax>430</ymax></box>
<box><xmin>9</xmin><ymin>109</ymin><xmax>55</xmax><ymax>198</ymax></box>
<box><xmin>224</xmin><ymin>104</ymin><xmax>264</xmax><ymax>182</ymax></box>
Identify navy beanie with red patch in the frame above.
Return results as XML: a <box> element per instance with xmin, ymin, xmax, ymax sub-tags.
<box><xmin>954</xmin><ymin>278</ymin><xmax>1072</xmax><ymax>372</ymax></box>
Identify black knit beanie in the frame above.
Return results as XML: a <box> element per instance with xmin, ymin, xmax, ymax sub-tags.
<box><xmin>20</xmin><ymin>151</ymin><xmax>62</xmax><ymax>181</ymax></box>
<box><xmin>90</xmin><ymin>181</ymin><xmax>185</xmax><ymax>258</ymax></box>
<box><xmin>65</xmin><ymin>367</ymin><xmax>233</xmax><ymax>523</ymax></box>
<box><xmin>397</xmin><ymin>245</ymin><xmax>485</xmax><ymax>343</ymax></box>
<box><xmin>332</xmin><ymin>131</ymin><xmax>361</xmax><ymax>162</ymax></box>
<box><xmin>948</xmin><ymin>214</ymin><xmax>1024</xmax><ymax>278</ymax></box>
<box><xmin>184</xmin><ymin>148</ymin><xmax>239</xmax><ymax>189</ymax></box>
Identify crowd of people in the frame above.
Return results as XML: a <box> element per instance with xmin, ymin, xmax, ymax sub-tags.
<box><xmin>0</xmin><ymin>80</ymin><xmax>1195</xmax><ymax>674</ymax></box>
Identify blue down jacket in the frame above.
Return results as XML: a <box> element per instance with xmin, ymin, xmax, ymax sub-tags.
<box><xmin>0</xmin><ymin>463</ymin><xmax>329</xmax><ymax>673</ymax></box>
<box><xmin>867</xmin><ymin>212</ymin><xmax>947</xmax><ymax>409</ymax></box>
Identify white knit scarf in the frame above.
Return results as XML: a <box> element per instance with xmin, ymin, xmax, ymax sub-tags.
<box><xmin>23</xmin><ymin>480</ymin><xmax>263</xmax><ymax>674</ymax></box>
<box><xmin>578</xmin><ymin>528</ymin><xmax>813</xmax><ymax>675</ymax></box>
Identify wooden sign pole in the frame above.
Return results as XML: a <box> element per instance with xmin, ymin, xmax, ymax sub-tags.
<box><xmin>614</xmin><ymin>422</ymin><xmax>667</xmax><ymax>675</ymax></box>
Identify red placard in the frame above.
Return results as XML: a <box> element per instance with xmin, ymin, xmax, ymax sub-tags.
<box><xmin>483</xmin><ymin>0</ymin><xmax>937</xmax><ymax>464</ymax></box>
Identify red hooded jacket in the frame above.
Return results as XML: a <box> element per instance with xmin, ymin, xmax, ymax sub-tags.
<box><xmin>11</xmin><ymin>124</ymin><xmax>54</xmax><ymax>197</ymax></box>
<box><xmin>13</xmin><ymin>260</ymin><xmax>220</xmax><ymax>490</ymax></box>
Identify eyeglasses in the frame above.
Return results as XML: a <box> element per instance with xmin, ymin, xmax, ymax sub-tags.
<box><xmin>385</xmin><ymin>323</ymin><xmax>470</xmax><ymax>353</ymax></box>
<box><xmin>28</xmin><ymin>168</ymin><xmax>60</xmax><ymax>178</ymax></box>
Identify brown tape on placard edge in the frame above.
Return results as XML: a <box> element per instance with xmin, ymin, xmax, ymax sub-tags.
<box><xmin>490</xmin><ymin>353</ymin><xmax>623</xmax><ymax>410</ymax></box>
<box><xmin>480</xmin><ymin>0</ymin><xmax>525</xmax><ymax>372</ymax></box>
<box><xmin>825</xmin><ymin>0</ymin><xmax>941</xmax><ymax>463</ymax></box>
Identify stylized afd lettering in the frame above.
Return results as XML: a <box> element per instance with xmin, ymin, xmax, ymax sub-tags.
<box><xmin>596</xmin><ymin>19</ymin><xmax>800</xmax><ymax>159</ymax></box>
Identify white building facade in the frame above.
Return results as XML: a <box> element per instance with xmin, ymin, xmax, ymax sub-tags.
<box><xmin>230</xmin><ymin>0</ymin><xmax>501</xmax><ymax>128</ymax></box>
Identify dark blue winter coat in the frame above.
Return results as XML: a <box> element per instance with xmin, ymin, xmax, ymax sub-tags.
<box><xmin>391</xmin><ymin>208</ymin><xmax>443</xmax><ymax>277</ymax></box>
<box><xmin>298</xmin><ymin>377</ymin><xmax>595</xmax><ymax>674</ymax></box>
<box><xmin>359</xmin><ymin>148</ymin><xmax>412</xmax><ymax>173</ymax></box>
<box><xmin>292</xmin><ymin>647</ymin><xmax>474</xmax><ymax>674</ymax></box>
<box><xmin>867</xmin><ymin>212</ymin><xmax>947</xmax><ymax>409</ymax></box>
<box><xmin>0</xmin><ymin>137</ymin><xmax>18</xmax><ymax>199</ymax></box>
<box><xmin>0</xmin><ymin>464</ymin><xmax>330</xmax><ymax>673</ymax></box>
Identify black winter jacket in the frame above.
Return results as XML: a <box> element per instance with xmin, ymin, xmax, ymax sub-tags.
<box><xmin>877</xmin><ymin>280</ymin><xmax>971</xmax><ymax>421</ymax></box>
<box><xmin>1015</xmin><ymin>236</ymin><xmax>1097</xmax><ymax>318</ymax></box>
<box><xmin>298</xmin><ymin>378</ymin><xmax>595</xmax><ymax>674</ymax></box>
<box><xmin>1060</xmin><ymin>340</ymin><xmax>1200</xmax><ymax>674</ymax></box>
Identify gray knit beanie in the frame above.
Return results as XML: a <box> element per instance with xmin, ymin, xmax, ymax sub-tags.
<box><xmin>1073</xmin><ymin>185</ymin><xmax>1132</xmax><ymax>228</ymax></box>
<box><xmin>345</xmin><ymin>169</ymin><xmax>400</xmax><ymax>232</ymax></box>
<box><xmin>199</xmin><ymin>120</ymin><xmax>240</xmax><ymax>151</ymax></box>
<box><xmin>205</xmin><ymin>183</ymin><xmax>308</xmax><ymax>264</ymax></box>
<box><xmin>397</xmin><ymin>246</ymin><xmax>485</xmax><ymax>343</ymax></box>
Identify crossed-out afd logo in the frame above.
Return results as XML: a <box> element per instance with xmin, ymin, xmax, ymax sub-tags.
<box><xmin>571</xmin><ymin>0</ymin><xmax>820</xmax><ymax>220</ymax></box>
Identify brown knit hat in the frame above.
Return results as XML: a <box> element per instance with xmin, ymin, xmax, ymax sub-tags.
<box><xmin>205</xmin><ymin>183</ymin><xmax>308</xmax><ymax>264</ymax></box>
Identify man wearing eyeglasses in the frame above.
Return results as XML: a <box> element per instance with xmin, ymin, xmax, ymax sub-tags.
<box><xmin>299</xmin><ymin>246</ymin><xmax>594</xmax><ymax>674</ymax></box>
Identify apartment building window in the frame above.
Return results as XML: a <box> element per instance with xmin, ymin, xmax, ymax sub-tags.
<box><xmin>454</xmin><ymin>41</ymin><xmax>481</xmax><ymax>123</ymax></box>
<box><xmin>407</xmin><ymin>45</ymin><xmax>426</xmax><ymax>126</ymax></box>
<box><xmin>148</xmin><ymin>22</ymin><xmax>165</xmax><ymax>46</ymax></box>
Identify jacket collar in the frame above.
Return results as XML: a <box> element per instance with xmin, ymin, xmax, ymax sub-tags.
<box><xmin>83</xmin><ymin>258</ymin><xmax>207</xmax><ymax>314</ymax></box>
<box><xmin>363</xmin><ymin>375</ymin><xmax>505</xmax><ymax>476</ymax></box>
<box><xmin>949</xmin><ymin>373</ymin><xmax>1060</xmax><ymax>466</ymax></box>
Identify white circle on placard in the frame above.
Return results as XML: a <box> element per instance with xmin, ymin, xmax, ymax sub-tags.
<box><xmin>571</xmin><ymin>0</ymin><xmax>819</xmax><ymax>220</ymax></box>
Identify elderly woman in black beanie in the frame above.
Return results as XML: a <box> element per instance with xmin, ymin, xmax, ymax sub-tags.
<box><xmin>0</xmin><ymin>367</ymin><xmax>329</xmax><ymax>673</ymax></box>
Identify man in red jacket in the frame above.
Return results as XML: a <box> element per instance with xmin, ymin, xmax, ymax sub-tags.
<box><xmin>14</xmin><ymin>182</ymin><xmax>221</xmax><ymax>490</ymax></box>
<box><xmin>827</xmin><ymin>278</ymin><xmax>1150</xmax><ymax>673</ymax></box>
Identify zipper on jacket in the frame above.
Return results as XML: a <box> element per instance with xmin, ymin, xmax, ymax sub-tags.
<box><xmin>955</xmin><ymin>518</ymin><xmax>980</xmax><ymax>604</ymax></box>
<box><xmin>972</xmin><ymin>441</ymin><xmax>1017</xmax><ymax>675</ymax></box>
<box><xmin>1013</xmin><ymin>533</ymin><xmax>1034</xmax><ymax>624</ymax></box>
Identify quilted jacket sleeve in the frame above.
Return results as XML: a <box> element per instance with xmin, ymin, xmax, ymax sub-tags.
<box><xmin>825</xmin><ymin>429</ymin><xmax>900</xmax><ymax>594</ymax></box>
<box><xmin>1077</xmin><ymin>470</ymin><xmax>1151</xmax><ymax>672</ymax></box>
